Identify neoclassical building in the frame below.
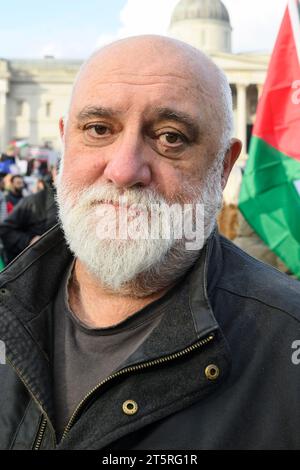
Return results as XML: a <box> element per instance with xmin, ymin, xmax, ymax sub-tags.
<box><xmin>0</xmin><ymin>59</ymin><xmax>79</xmax><ymax>152</ymax></box>
<box><xmin>0</xmin><ymin>0</ymin><xmax>270</xmax><ymax>157</ymax></box>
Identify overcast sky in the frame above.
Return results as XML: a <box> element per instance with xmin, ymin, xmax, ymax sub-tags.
<box><xmin>0</xmin><ymin>0</ymin><xmax>288</xmax><ymax>59</ymax></box>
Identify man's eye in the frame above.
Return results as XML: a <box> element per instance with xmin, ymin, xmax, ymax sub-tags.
<box><xmin>85</xmin><ymin>125</ymin><xmax>111</xmax><ymax>137</ymax></box>
<box><xmin>158</xmin><ymin>132</ymin><xmax>186</xmax><ymax>147</ymax></box>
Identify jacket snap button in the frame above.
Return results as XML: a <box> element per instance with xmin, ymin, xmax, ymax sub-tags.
<box><xmin>122</xmin><ymin>400</ymin><xmax>138</xmax><ymax>416</ymax></box>
<box><xmin>205</xmin><ymin>364</ymin><xmax>220</xmax><ymax>381</ymax></box>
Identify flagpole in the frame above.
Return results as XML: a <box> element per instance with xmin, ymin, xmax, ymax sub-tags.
<box><xmin>288</xmin><ymin>0</ymin><xmax>300</xmax><ymax>63</ymax></box>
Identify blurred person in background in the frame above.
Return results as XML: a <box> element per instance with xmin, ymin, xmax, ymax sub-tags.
<box><xmin>0</xmin><ymin>172</ymin><xmax>57</xmax><ymax>264</ymax></box>
<box><xmin>27</xmin><ymin>158</ymin><xmax>49</xmax><ymax>178</ymax></box>
<box><xmin>0</xmin><ymin>176</ymin><xmax>8</xmax><ymax>222</ymax></box>
<box><xmin>5</xmin><ymin>174</ymin><xmax>24</xmax><ymax>213</ymax></box>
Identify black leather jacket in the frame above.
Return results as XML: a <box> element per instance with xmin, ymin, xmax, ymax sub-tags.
<box><xmin>0</xmin><ymin>225</ymin><xmax>299</xmax><ymax>450</ymax></box>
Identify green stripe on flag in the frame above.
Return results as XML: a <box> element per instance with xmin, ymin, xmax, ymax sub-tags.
<box><xmin>239</xmin><ymin>136</ymin><xmax>300</xmax><ymax>278</ymax></box>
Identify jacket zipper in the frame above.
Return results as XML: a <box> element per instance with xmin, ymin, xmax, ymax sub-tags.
<box><xmin>60</xmin><ymin>333</ymin><xmax>215</xmax><ymax>442</ymax></box>
<box><xmin>6</xmin><ymin>357</ymin><xmax>56</xmax><ymax>450</ymax></box>
<box><xmin>33</xmin><ymin>416</ymin><xmax>48</xmax><ymax>450</ymax></box>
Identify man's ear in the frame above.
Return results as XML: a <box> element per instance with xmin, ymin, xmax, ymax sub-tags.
<box><xmin>221</xmin><ymin>138</ymin><xmax>242</xmax><ymax>190</ymax></box>
<box><xmin>59</xmin><ymin>117</ymin><xmax>65</xmax><ymax>141</ymax></box>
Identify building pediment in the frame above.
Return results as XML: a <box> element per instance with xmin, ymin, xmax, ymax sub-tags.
<box><xmin>8</xmin><ymin>59</ymin><xmax>81</xmax><ymax>84</ymax></box>
<box><xmin>210</xmin><ymin>52</ymin><xmax>270</xmax><ymax>72</ymax></box>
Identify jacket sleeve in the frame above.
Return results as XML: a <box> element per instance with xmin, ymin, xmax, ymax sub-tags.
<box><xmin>0</xmin><ymin>199</ymin><xmax>35</xmax><ymax>260</ymax></box>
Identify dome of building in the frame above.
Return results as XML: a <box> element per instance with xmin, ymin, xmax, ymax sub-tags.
<box><xmin>171</xmin><ymin>0</ymin><xmax>230</xmax><ymax>25</ymax></box>
<box><xmin>169</xmin><ymin>0</ymin><xmax>232</xmax><ymax>54</ymax></box>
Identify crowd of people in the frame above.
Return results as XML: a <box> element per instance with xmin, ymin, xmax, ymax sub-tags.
<box><xmin>0</xmin><ymin>145</ymin><xmax>58</xmax><ymax>267</ymax></box>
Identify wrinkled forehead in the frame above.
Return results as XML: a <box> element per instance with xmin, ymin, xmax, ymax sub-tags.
<box><xmin>71</xmin><ymin>77</ymin><xmax>209</xmax><ymax>120</ymax></box>
<box><xmin>70</xmin><ymin>42</ymin><xmax>218</xmax><ymax>111</ymax></box>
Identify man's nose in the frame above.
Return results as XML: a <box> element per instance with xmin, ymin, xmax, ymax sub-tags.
<box><xmin>103</xmin><ymin>131</ymin><xmax>151</xmax><ymax>188</ymax></box>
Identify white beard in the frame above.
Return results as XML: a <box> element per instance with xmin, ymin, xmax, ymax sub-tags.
<box><xmin>55</xmin><ymin>161</ymin><xmax>223</xmax><ymax>297</ymax></box>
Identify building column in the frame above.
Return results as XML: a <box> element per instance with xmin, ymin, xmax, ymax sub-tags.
<box><xmin>29</xmin><ymin>96</ymin><xmax>39</xmax><ymax>145</ymax></box>
<box><xmin>236</xmin><ymin>84</ymin><xmax>248</xmax><ymax>157</ymax></box>
<box><xmin>0</xmin><ymin>79</ymin><xmax>8</xmax><ymax>152</ymax></box>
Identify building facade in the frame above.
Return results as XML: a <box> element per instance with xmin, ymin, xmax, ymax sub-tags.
<box><xmin>0</xmin><ymin>0</ymin><xmax>270</xmax><ymax>158</ymax></box>
<box><xmin>0</xmin><ymin>58</ymin><xmax>80</xmax><ymax>152</ymax></box>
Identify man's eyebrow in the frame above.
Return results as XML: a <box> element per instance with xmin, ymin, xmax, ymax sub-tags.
<box><xmin>152</xmin><ymin>107</ymin><xmax>200</xmax><ymax>139</ymax></box>
<box><xmin>76</xmin><ymin>106</ymin><xmax>119</xmax><ymax>121</ymax></box>
<box><xmin>76</xmin><ymin>106</ymin><xmax>200</xmax><ymax>139</ymax></box>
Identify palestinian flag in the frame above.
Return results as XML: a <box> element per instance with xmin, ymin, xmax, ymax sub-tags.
<box><xmin>10</xmin><ymin>139</ymin><xmax>28</xmax><ymax>149</ymax></box>
<box><xmin>239</xmin><ymin>0</ymin><xmax>300</xmax><ymax>278</ymax></box>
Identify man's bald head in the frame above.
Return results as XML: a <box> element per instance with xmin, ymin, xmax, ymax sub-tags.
<box><xmin>78</xmin><ymin>35</ymin><xmax>224</xmax><ymax>85</ymax></box>
<box><xmin>68</xmin><ymin>35</ymin><xmax>233</xmax><ymax>155</ymax></box>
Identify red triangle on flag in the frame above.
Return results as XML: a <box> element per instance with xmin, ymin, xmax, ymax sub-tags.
<box><xmin>254</xmin><ymin>1</ymin><xmax>300</xmax><ymax>162</ymax></box>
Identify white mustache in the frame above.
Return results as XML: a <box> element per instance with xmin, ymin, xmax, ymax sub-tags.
<box><xmin>60</xmin><ymin>181</ymin><xmax>197</xmax><ymax>214</ymax></box>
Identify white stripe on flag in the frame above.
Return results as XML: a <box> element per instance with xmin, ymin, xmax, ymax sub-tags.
<box><xmin>294</xmin><ymin>179</ymin><xmax>300</xmax><ymax>195</ymax></box>
<box><xmin>289</xmin><ymin>0</ymin><xmax>300</xmax><ymax>64</ymax></box>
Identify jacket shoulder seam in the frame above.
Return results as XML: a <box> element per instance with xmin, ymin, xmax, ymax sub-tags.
<box><xmin>215</xmin><ymin>285</ymin><xmax>300</xmax><ymax>325</ymax></box>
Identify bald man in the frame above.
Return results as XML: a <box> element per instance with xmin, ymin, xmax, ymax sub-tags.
<box><xmin>0</xmin><ymin>36</ymin><xmax>300</xmax><ymax>451</ymax></box>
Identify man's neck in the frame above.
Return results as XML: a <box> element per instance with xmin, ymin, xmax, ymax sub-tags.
<box><xmin>68</xmin><ymin>259</ymin><xmax>169</xmax><ymax>329</ymax></box>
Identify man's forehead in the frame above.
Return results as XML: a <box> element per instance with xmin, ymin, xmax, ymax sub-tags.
<box><xmin>71</xmin><ymin>87</ymin><xmax>204</xmax><ymax>124</ymax></box>
<box><xmin>71</xmin><ymin>68</ymin><xmax>214</xmax><ymax>116</ymax></box>
<box><xmin>76</xmin><ymin>65</ymin><xmax>208</xmax><ymax>97</ymax></box>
